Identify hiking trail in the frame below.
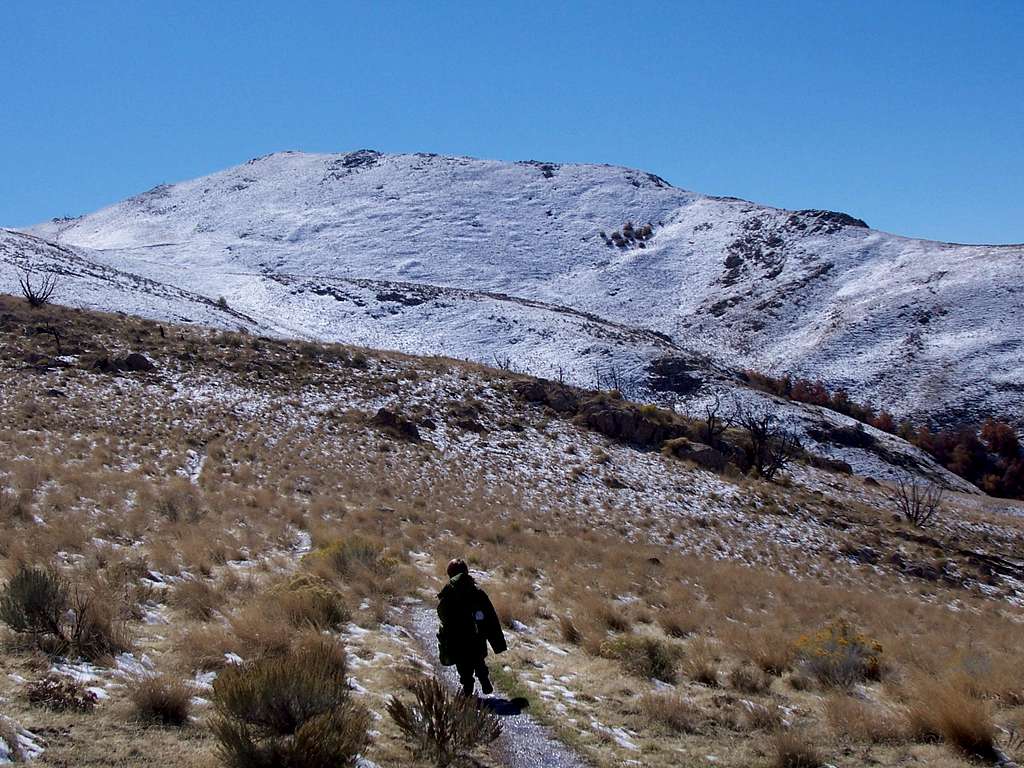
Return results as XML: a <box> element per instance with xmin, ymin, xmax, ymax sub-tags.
<box><xmin>405</xmin><ymin>604</ymin><xmax>590</xmax><ymax>768</ymax></box>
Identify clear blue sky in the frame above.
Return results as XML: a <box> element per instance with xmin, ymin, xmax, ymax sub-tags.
<box><xmin>2</xmin><ymin>0</ymin><xmax>1022</xmax><ymax>243</ymax></box>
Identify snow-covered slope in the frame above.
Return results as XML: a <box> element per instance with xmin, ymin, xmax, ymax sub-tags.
<box><xmin>20</xmin><ymin>150</ymin><xmax>1024</xmax><ymax>426</ymax></box>
<box><xmin>0</xmin><ymin>229</ymin><xmax>262</xmax><ymax>332</ymax></box>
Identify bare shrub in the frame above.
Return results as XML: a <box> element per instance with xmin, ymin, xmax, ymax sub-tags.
<box><xmin>735</xmin><ymin>405</ymin><xmax>800</xmax><ymax>481</ymax></box>
<box><xmin>65</xmin><ymin>586</ymin><xmax>132</xmax><ymax>661</ymax></box>
<box><xmin>700</xmin><ymin>393</ymin><xmax>732</xmax><ymax>448</ymax></box>
<box><xmin>19</xmin><ymin>271</ymin><xmax>58</xmax><ymax>308</ymax></box>
<box><xmin>386</xmin><ymin>676</ymin><xmax>501</xmax><ymax>767</ymax></box>
<box><xmin>129</xmin><ymin>674</ymin><xmax>193</xmax><ymax>726</ymax></box>
<box><xmin>894</xmin><ymin>473</ymin><xmax>944</xmax><ymax>527</ymax></box>
<box><xmin>25</xmin><ymin>674</ymin><xmax>98</xmax><ymax>712</ymax></box>
<box><xmin>773</xmin><ymin>729</ymin><xmax>825</xmax><ymax>768</ymax></box>
<box><xmin>637</xmin><ymin>692</ymin><xmax>701</xmax><ymax>734</ymax></box>
<box><xmin>210</xmin><ymin>637</ymin><xmax>370</xmax><ymax>768</ymax></box>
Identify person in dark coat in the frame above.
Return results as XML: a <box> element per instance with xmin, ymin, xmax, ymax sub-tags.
<box><xmin>437</xmin><ymin>558</ymin><xmax>507</xmax><ymax>696</ymax></box>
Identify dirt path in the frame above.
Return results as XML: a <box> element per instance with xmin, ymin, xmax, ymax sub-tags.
<box><xmin>405</xmin><ymin>604</ymin><xmax>590</xmax><ymax>768</ymax></box>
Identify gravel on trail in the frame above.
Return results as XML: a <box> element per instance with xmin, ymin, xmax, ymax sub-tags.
<box><xmin>406</xmin><ymin>604</ymin><xmax>590</xmax><ymax>768</ymax></box>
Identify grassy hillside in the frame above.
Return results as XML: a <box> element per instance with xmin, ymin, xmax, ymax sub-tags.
<box><xmin>0</xmin><ymin>294</ymin><xmax>1022</xmax><ymax>767</ymax></box>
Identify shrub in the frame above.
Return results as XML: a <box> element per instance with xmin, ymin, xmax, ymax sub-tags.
<box><xmin>0</xmin><ymin>488</ymin><xmax>32</xmax><ymax>523</ymax></box>
<box><xmin>0</xmin><ymin>567</ymin><xmax>130</xmax><ymax>661</ymax></box>
<box><xmin>25</xmin><ymin>674</ymin><xmax>98</xmax><ymax>712</ymax></box>
<box><xmin>0</xmin><ymin>566</ymin><xmax>67</xmax><ymax>640</ymax></box>
<box><xmin>734</xmin><ymin>701</ymin><xmax>784</xmax><ymax>731</ymax></box>
<box><xmin>581</xmin><ymin>595</ymin><xmax>632</xmax><ymax>634</ymax></box>
<box><xmin>386</xmin><ymin>676</ymin><xmax>501</xmax><ymax>767</ymax></box>
<box><xmin>683</xmin><ymin>637</ymin><xmax>720</xmax><ymax>687</ymax></box>
<box><xmin>773</xmin><ymin>730</ymin><xmax>825</xmax><ymax>768</ymax></box>
<box><xmin>210</xmin><ymin>637</ymin><xmax>370</xmax><ymax>768</ymax></box>
<box><xmin>559</xmin><ymin>615</ymin><xmax>582</xmax><ymax>644</ymax></box>
<box><xmin>658</xmin><ymin>606</ymin><xmax>702</xmax><ymax>639</ymax></box>
<box><xmin>730</xmin><ymin>663</ymin><xmax>771</xmax><ymax>694</ymax></box>
<box><xmin>170</xmin><ymin>577</ymin><xmax>225</xmax><ymax>621</ymax></box>
<box><xmin>271</xmin><ymin>575</ymin><xmax>349</xmax><ymax>630</ymax></box>
<box><xmin>129</xmin><ymin>674</ymin><xmax>193</xmax><ymax>726</ymax></box>
<box><xmin>637</xmin><ymin>692</ymin><xmax>701</xmax><ymax>734</ymax></box>
<box><xmin>739</xmin><ymin>629</ymin><xmax>794</xmax><ymax>676</ymax></box>
<box><xmin>794</xmin><ymin>619</ymin><xmax>883</xmax><ymax>689</ymax></box>
<box><xmin>303</xmin><ymin>537</ymin><xmax>399</xmax><ymax>591</ymax></box>
<box><xmin>66</xmin><ymin>587</ymin><xmax>132</xmax><ymax>661</ymax></box>
<box><xmin>601</xmin><ymin>635</ymin><xmax>681</xmax><ymax>683</ymax></box>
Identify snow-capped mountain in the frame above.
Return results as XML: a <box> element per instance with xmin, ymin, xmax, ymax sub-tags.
<box><xmin>12</xmin><ymin>149</ymin><xmax>1024</xmax><ymax>427</ymax></box>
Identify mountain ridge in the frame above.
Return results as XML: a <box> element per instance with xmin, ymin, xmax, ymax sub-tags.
<box><xmin>9</xmin><ymin>149</ymin><xmax>1024</xmax><ymax>429</ymax></box>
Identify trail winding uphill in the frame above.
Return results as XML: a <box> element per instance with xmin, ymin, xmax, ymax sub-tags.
<box><xmin>406</xmin><ymin>605</ymin><xmax>590</xmax><ymax>768</ymax></box>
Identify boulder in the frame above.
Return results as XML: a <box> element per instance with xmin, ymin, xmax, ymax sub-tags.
<box><xmin>119</xmin><ymin>352</ymin><xmax>156</xmax><ymax>372</ymax></box>
<box><xmin>513</xmin><ymin>379</ymin><xmax>579</xmax><ymax>414</ymax></box>
<box><xmin>577</xmin><ymin>396</ymin><xmax>688</xmax><ymax>448</ymax></box>
<box><xmin>369</xmin><ymin>408</ymin><xmax>421</xmax><ymax>442</ymax></box>
<box><xmin>91</xmin><ymin>351</ymin><xmax>156</xmax><ymax>373</ymax></box>
<box><xmin>663</xmin><ymin>438</ymin><xmax>729</xmax><ymax>472</ymax></box>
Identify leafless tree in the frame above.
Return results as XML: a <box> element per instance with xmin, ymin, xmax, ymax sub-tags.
<box><xmin>492</xmin><ymin>354</ymin><xmax>514</xmax><ymax>372</ymax></box>
<box><xmin>893</xmin><ymin>473</ymin><xmax>944</xmax><ymax>527</ymax></box>
<box><xmin>700</xmin><ymin>392</ymin><xmax>733</xmax><ymax>447</ymax></box>
<box><xmin>735</xmin><ymin>403</ymin><xmax>801</xmax><ymax>481</ymax></box>
<box><xmin>19</xmin><ymin>271</ymin><xmax>58</xmax><ymax>308</ymax></box>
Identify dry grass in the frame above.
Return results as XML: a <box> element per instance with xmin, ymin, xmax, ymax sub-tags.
<box><xmin>823</xmin><ymin>694</ymin><xmax>908</xmax><ymax>743</ymax></box>
<box><xmin>169</xmin><ymin>577</ymin><xmax>225</xmax><ymax>621</ymax></box>
<box><xmin>128</xmin><ymin>674</ymin><xmax>194</xmax><ymax>727</ymax></box>
<box><xmin>906</xmin><ymin>678</ymin><xmax>1000</xmax><ymax>761</ymax></box>
<box><xmin>772</xmin><ymin>729</ymin><xmax>826</xmax><ymax>768</ymax></box>
<box><xmin>1</xmin><ymin>295</ymin><xmax>1024</xmax><ymax>767</ymax></box>
<box><xmin>729</xmin><ymin>662</ymin><xmax>772</xmax><ymax>694</ymax></box>
<box><xmin>683</xmin><ymin>637</ymin><xmax>720</xmax><ymax>687</ymax></box>
<box><xmin>636</xmin><ymin>692</ymin><xmax>702</xmax><ymax>734</ymax></box>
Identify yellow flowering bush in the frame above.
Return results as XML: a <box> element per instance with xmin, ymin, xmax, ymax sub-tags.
<box><xmin>794</xmin><ymin>619</ymin><xmax>883</xmax><ymax>688</ymax></box>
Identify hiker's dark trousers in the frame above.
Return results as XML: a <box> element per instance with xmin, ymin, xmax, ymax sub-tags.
<box><xmin>455</xmin><ymin>655</ymin><xmax>489</xmax><ymax>694</ymax></box>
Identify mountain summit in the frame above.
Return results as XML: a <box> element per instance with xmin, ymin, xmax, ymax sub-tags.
<box><xmin>11</xmin><ymin>149</ymin><xmax>1024</xmax><ymax>426</ymax></box>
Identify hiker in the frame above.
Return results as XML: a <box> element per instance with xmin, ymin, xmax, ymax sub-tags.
<box><xmin>437</xmin><ymin>558</ymin><xmax>507</xmax><ymax>696</ymax></box>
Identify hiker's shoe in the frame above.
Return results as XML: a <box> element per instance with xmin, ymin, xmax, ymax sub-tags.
<box><xmin>480</xmin><ymin>677</ymin><xmax>494</xmax><ymax>695</ymax></box>
<box><xmin>460</xmin><ymin>685</ymin><xmax>475</xmax><ymax>697</ymax></box>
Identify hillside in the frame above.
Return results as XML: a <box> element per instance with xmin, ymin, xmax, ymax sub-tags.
<box><xmin>18</xmin><ymin>150</ymin><xmax>1024</xmax><ymax>428</ymax></box>
<box><xmin>1</xmin><ymin>296</ymin><xmax>1023</xmax><ymax>768</ymax></box>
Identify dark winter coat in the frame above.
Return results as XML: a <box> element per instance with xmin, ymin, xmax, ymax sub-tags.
<box><xmin>436</xmin><ymin>573</ymin><xmax>507</xmax><ymax>666</ymax></box>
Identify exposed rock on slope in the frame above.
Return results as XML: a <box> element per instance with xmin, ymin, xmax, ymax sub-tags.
<box><xmin>13</xmin><ymin>150</ymin><xmax>1024</xmax><ymax>427</ymax></box>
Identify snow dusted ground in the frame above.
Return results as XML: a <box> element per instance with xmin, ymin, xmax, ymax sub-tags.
<box><xmin>13</xmin><ymin>149</ymin><xmax>1022</xmax><ymax>428</ymax></box>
